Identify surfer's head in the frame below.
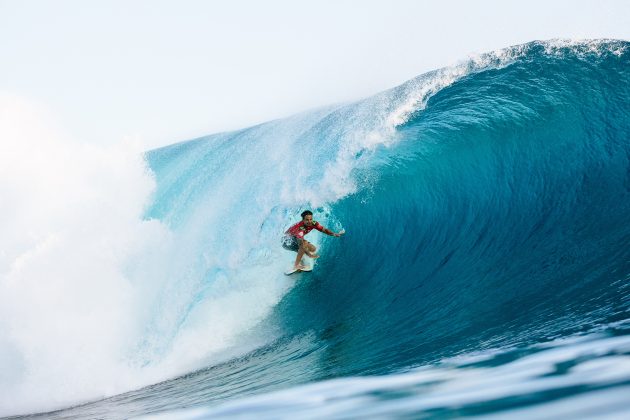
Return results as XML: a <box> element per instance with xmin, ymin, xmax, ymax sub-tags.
<box><xmin>301</xmin><ymin>210</ymin><xmax>314</xmax><ymax>225</ymax></box>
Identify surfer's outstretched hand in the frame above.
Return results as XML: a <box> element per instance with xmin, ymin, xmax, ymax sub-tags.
<box><xmin>334</xmin><ymin>229</ymin><xmax>346</xmax><ymax>238</ymax></box>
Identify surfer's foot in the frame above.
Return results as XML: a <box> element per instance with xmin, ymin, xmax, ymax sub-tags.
<box><xmin>294</xmin><ymin>264</ymin><xmax>306</xmax><ymax>270</ymax></box>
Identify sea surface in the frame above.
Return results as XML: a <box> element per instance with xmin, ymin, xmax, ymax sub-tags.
<box><xmin>2</xmin><ymin>39</ymin><xmax>630</xmax><ymax>419</ymax></box>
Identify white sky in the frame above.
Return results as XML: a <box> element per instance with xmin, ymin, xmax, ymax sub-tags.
<box><xmin>1</xmin><ymin>0</ymin><xmax>629</xmax><ymax>148</ymax></box>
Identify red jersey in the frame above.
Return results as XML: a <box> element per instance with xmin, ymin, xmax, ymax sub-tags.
<box><xmin>285</xmin><ymin>220</ymin><xmax>324</xmax><ymax>239</ymax></box>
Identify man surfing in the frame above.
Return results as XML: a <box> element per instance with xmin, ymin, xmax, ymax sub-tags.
<box><xmin>282</xmin><ymin>210</ymin><xmax>345</xmax><ymax>271</ymax></box>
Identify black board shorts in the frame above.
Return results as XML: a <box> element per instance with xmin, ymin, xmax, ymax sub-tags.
<box><xmin>282</xmin><ymin>235</ymin><xmax>300</xmax><ymax>252</ymax></box>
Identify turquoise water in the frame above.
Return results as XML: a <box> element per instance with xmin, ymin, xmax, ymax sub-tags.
<box><xmin>6</xmin><ymin>40</ymin><xmax>630</xmax><ymax>419</ymax></box>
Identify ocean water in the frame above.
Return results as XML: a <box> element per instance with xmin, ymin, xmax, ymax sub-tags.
<box><xmin>1</xmin><ymin>39</ymin><xmax>630</xmax><ymax>419</ymax></box>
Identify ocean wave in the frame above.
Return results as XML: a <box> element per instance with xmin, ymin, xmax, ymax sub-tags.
<box><xmin>2</xmin><ymin>39</ymin><xmax>629</xmax><ymax>418</ymax></box>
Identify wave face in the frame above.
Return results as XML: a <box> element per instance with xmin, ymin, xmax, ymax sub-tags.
<box><xmin>3</xmin><ymin>40</ymin><xmax>630</xmax><ymax>418</ymax></box>
<box><xmin>273</xmin><ymin>40</ymin><xmax>630</xmax><ymax>376</ymax></box>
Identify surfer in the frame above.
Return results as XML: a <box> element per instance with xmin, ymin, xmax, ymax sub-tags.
<box><xmin>282</xmin><ymin>210</ymin><xmax>345</xmax><ymax>270</ymax></box>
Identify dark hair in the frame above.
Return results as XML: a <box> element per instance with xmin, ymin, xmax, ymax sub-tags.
<box><xmin>301</xmin><ymin>210</ymin><xmax>313</xmax><ymax>219</ymax></box>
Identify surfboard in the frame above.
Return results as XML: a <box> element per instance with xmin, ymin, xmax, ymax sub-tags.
<box><xmin>284</xmin><ymin>266</ymin><xmax>313</xmax><ymax>275</ymax></box>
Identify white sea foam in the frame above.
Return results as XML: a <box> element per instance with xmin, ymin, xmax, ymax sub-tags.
<box><xmin>0</xmin><ymin>93</ymin><xmax>162</xmax><ymax>414</ymax></box>
<box><xmin>542</xmin><ymin>38</ymin><xmax>628</xmax><ymax>57</ymax></box>
<box><xmin>0</xmin><ymin>94</ymin><xmax>294</xmax><ymax>416</ymax></box>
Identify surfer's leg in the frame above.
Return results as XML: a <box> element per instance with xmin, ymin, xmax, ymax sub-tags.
<box><xmin>303</xmin><ymin>240</ymin><xmax>319</xmax><ymax>259</ymax></box>
<box><xmin>294</xmin><ymin>240</ymin><xmax>307</xmax><ymax>269</ymax></box>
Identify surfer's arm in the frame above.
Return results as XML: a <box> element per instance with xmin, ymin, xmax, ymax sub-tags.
<box><xmin>320</xmin><ymin>225</ymin><xmax>344</xmax><ymax>237</ymax></box>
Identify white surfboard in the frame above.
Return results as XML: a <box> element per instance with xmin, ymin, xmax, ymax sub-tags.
<box><xmin>284</xmin><ymin>266</ymin><xmax>313</xmax><ymax>275</ymax></box>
